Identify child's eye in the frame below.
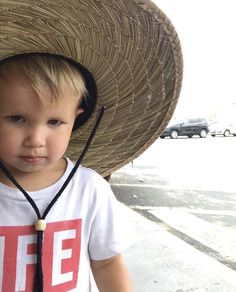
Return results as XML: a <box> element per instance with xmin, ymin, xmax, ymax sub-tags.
<box><xmin>7</xmin><ymin>115</ymin><xmax>25</xmax><ymax>123</ymax></box>
<box><xmin>48</xmin><ymin>119</ymin><xmax>63</xmax><ymax>126</ymax></box>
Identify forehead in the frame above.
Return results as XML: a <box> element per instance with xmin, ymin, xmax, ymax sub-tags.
<box><xmin>0</xmin><ymin>71</ymin><xmax>79</xmax><ymax>115</ymax></box>
<box><xmin>0</xmin><ymin>70</ymin><xmax>34</xmax><ymax>99</ymax></box>
<box><xmin>0</xmin><ymin>67</ymin><xmax>78</xmax><ymax>103</ymax></box>
<box><xmin>0</xmin><ymin>56</ymin><xmax>84</xmax><ymax>105</ymax></box>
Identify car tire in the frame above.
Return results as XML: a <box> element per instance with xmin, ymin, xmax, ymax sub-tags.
<box><xmin>188</xmin><ymin>135</ymin><xmax>193</xmax><ymax>138</ymax></box>
<box><xmin>170</xmin><ymin>130</ymin><xmax>178</xmax><ymax>139</ymax></box>
<box><xmin>199</xmin><ymin>129</ymin><xmax>207</xmax><ymax>138</ymax></box>
<box><xmin>224</xmin><ymin>130</ymin><xmax>230</xmax><ymax>137</ymax></box>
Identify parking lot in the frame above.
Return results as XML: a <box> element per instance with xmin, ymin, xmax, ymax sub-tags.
<box><xmin>110</xmin><ymin>136</ymin><xmax>236</xmax><ymax>291</ymax></box>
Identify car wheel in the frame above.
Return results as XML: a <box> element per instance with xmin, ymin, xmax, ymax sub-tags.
<box><xmin>199</xmin><ymin>129</ymin><xmax>207</xmax><ymax>138</ymax></box>
<box><xmin>188</xmin><ymin>135</ymin><xmax>193</xmax><ymax>138</ymax></box>
<box><xmin>211</xmin><ymin>134</ymin><xmax>215</xmax><ymax>137</ymax></box>
<box><xmin>170</xmin><ymin>130</ymin><xmax>178</xmax><ymax>139</ymax></box>
<box><xmin>224</xmin><ymin>130</ymin><xmax>230</xmax><ymax>137</ymax></box>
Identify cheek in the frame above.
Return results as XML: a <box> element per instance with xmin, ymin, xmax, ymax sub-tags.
<box><xmin>48</xmin><ymin>130</ymin><xmax>72</xmax><ymax>157</ymax></box>
<box><xmin>0</xmin><ymin>130</ymin><xmax>20</xmax><ymax>155</ymax></box>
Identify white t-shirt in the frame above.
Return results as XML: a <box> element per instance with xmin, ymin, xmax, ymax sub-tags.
<box><xmin>0</xmin><ymin>158</ymin><xmax>130</xmax><ymax>291</ymax></box>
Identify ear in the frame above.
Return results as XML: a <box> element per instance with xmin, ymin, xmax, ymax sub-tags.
<box><xmin>76</xmin><ymin>107</ymin><xmax>84</xmax><ymax>117</ymax></box>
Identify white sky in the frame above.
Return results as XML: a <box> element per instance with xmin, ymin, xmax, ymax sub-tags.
<box><xmin>153</xmin><ymin>0</ymin><xmax>236</xmax><ymax>123</ymax></box>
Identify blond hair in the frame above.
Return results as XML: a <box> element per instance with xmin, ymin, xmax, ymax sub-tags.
<box><xmin>0</xmin><ymin>54</ymin><xmax>88</xmax><ymax>105</ymax></box>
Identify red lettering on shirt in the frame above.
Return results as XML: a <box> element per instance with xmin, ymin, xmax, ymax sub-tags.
<box><xmin>0</xmin><ymin>219</ymin><xmax>81</xmax><ymax>291</ymax></box>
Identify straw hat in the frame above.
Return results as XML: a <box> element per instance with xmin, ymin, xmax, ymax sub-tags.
<box><xmin>0</xmin><ymin>0</ymin><xmax>183</xmax><ymax>177</ymax></box>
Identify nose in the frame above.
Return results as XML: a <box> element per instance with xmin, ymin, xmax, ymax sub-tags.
<box><xmin>23</xmin><ymin>126</ymin><xmax>46</xmax><ymax>148</ymax></box>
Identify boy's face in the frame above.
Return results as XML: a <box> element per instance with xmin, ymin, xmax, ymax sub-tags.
<box><xmin>0</xmin><ymin>70</ymin><xmax>82</xmax><ymax>176</ymax></box>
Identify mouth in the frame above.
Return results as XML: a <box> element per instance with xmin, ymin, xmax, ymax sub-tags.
<box><xmin>20</xmin><ymin>156</ymin><xmax>46</xmax><ymax>163</ymax></box>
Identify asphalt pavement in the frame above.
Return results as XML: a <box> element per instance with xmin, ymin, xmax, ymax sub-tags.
<box><xmin>108</xmin><ymin>137</ymin><xmax>236</xmax><ymax>292</ymax></box>
<box><xmin>120</xmin><ymin>202</ymin><xmax>236</xmax><ymax>292</ymax></box>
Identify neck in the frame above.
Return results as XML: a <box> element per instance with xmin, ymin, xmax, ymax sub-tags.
<box><xmin>0</xmin><ymin>158</ymin><xmax>67</xmax><ymax>191</ymax></box>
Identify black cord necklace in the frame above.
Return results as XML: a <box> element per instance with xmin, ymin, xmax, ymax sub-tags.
<box><xmin>0</xmin><ymin>107</ymin><xmax>104</xmax><ymax>292</ymax></box>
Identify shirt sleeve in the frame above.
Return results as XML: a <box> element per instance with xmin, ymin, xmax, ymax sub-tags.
<box><xmin>88</xmin><ymin>177</ymin><xmax>132</xmax><ymax>261</ymax></box>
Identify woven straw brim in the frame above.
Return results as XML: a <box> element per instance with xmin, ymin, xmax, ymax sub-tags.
<box><xmin>0</xmin><ymin>0</ymin><xmax>183</xmax><ymax>177</ymax></box>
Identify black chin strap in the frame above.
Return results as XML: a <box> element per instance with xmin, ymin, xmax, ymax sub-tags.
<box><xmin>0</xmin><ymin>107</ymin><xmax>105</xmax><ymax>292</ymax></box>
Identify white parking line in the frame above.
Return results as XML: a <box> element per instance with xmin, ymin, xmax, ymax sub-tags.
<box><xmin>132</xmin><ymin>206</ymin><xmax>236</xmax><ymax>217</ymax></box>
<box><xmin>143</xmin><ymin>207</ymin><xmax>236</xmax><ymax>258</ymax></box>
<box><xmin>111</xmin><ymin>182</ymin><xmax>236</xmax><ymax>193</ymax></box>
<box><xmin>124</xmin><ymin>205</ymin><xmax>236</xmax><ymax>291</ymax></box>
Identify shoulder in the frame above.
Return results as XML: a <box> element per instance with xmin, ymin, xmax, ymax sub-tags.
<box><xmin>65</xmin><ymin>159</ymin><xmax>117</xmax><ymax>212</ymax></box>
<box><xmin>66</xmin><ymin>157</ymin><xmax>111</xmax><ymax>191</ymax></box>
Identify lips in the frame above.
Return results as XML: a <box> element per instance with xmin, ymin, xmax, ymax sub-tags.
<box><xmin>20</xmin><ymin>156</ymin><xmax>45</xmax><ymax>163</ymax></box>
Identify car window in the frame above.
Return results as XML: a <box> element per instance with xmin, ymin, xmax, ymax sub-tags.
<box><xmin>188</xmin><ymin>119</ymin><xmax>200</xmax><ymax>123</ymax></box>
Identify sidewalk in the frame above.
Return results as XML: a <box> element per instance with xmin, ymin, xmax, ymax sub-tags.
<box><xmin>121</xmin><ymin>203</ymin><xmax>236</xmax><ymax>292</ymax></box>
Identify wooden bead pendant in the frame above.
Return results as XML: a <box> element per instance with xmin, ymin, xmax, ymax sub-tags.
<box><xmin>35</xmin><ymin>219</ymin><xmax>47</xmax><ymax>231</ymax></box>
